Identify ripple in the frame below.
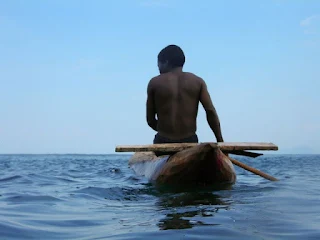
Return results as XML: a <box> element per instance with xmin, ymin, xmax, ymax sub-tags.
<box><xmin>73</xmin><ymin>186</ymin><xmax>130</xmax><ymax>201</ymax></box>
<box><xmin>0</xmin><ymin>175</ymin><xmax>23</xmax><ymax>182</ymax></box>
<box><xmin>4</xmin><ymin>194</ymin><xmax>64</xmax><ymax>204</ymax></box>
<box><xmin>26</xmin><ymin>173</ymin><xmax>78</xmax><ymax>184</ymax></box>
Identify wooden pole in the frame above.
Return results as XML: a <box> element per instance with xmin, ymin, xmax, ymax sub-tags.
<box><xmin>229</xmin><ymin>157</ymin><xmax>278</xmax><ymax>181</ymax></box>
<box><xmin>223</xmin><ymin>150</ymin><xmax>263</xmax><ymax>158</ymax></box>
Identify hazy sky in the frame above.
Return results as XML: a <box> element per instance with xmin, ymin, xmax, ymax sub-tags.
<box><xmin>1</xmin><ymin>0</ymin><xmax>319</xmax><ymax>154</ymax></box>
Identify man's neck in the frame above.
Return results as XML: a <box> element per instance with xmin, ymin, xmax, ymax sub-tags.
<box><xmin>170</xmin><ymin>67</ymin><xmax>183</xmax><ymax>73</ymax></box>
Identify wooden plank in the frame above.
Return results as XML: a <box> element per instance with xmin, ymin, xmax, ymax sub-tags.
<box><xmin>116</xmin><ymin>143</ymin><xmax>197</xmax><ymax>153</ymax></box>
<box><xmin>115</xmin><ymin>142</ymin><xmax>278</xmax><ymax>153</ymax></box>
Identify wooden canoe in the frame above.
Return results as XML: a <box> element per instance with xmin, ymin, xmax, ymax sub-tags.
<box><xmin>128</xmin><ymin>143</ymin><xmax>236</xmax><ymax>186</ymax></box>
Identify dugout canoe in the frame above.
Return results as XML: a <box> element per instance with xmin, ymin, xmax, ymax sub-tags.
<box><xmin>128</xmin><ymin>143</ymin><xmax>236</xmax><ymax>186</ymax></box>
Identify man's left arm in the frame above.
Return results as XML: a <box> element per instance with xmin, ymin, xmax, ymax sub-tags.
<box><xmin>146</xmin><ymin>80</ymin><xmax>158</xmax><ymax>131</ymax></box>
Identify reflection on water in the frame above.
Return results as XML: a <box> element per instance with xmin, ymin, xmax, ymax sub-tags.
<box><xmin>156</xmin><ymin>191</ymin><xmax>232</xmax><ymax>230</ymax></box>
<box><xmin>158</xmin><ymin>209</ymin><xmax>221</xmax><ymax>230</ymax></box>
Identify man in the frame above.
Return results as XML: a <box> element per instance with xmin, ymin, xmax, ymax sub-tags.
<box><xmin>146</xmin><ymin>45</ymin><xmax>224</xmax><ymax>155</ymax></box>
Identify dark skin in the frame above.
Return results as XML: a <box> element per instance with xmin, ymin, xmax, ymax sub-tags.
<box><xmin>146</xmin><ymin>65</ymin><xmax>224</xmax><ymax>142</ymax></box>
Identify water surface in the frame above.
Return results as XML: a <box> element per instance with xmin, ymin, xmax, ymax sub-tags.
<box><xmin>0</xmin><ymin>154</ymin><xmax>319</xmax><ymax>239</ymax></box>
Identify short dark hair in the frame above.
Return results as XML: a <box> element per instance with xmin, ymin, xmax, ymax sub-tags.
<box><xmin>158</xmin><ymin>45</ymin><xmax>185</xmax><ymax>68</ymax></box>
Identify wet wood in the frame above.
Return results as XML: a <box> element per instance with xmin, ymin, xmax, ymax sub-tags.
<box><xmin>116</xmin><ymin>142</ymin><xmax>278</xmax><ymax>153</ymax></box>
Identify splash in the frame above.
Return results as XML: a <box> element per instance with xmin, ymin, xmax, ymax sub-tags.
<box><xmin>130</xmin><ymin>156</ymin><xmax>169</xmax><ymax>182</ymax></box>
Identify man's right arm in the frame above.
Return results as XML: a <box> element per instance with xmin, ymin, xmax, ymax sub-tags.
<box><xmin>146</xmin><ymin>79</ymin><xmax>158</xmax><ymax>131</ymax></box>
<box><xmin>199</xmin><ymin>79</ymin><xmax>224</xmax><ymax>142</ymax></box>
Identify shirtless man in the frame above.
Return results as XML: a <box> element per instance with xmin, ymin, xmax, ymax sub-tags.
<box><xmin>146</xmin><ymin>45</ymin><xmax>224</xmax><ymax>154</ymax></box>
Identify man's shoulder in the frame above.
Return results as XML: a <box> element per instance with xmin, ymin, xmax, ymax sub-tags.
<box><xmin>150</xmin><ymin>74</ymin><xmax>162</xmax><ymax>81</ymax></box>
<box><xmin>183</xmin><ymin>72</ymin><xmax>205</xmax><ymax>85</ymax></box>
<box><xmin>149</xmin><ymin>73</ymin><xmax>166</xmax><ymax>81</ymax></box>
<box><xmin>183</xmin><ymin>71</ymin><xmax>202</xmax><ymax>78</ymax></box>
<box><xmin>147</xmin><ymin>75</ymin><xmax>163</xmax><ymax>91</ymax></box>
<box><xmin>148</xmin><ymin>74</ymin><xmax>167</xmax><ymax>86</ymax></box>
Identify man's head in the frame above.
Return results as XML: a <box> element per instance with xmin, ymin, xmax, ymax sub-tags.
<box><xmin>157</xmin><ymin>45</ymin><xmax>185</xmax><ymax>74</ymax></box>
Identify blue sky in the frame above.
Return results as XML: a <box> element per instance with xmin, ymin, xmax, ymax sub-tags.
<box><xmin>0</xmin><ymin>0</ymin><xmax>319</xmax><ymax>154</ymax></box>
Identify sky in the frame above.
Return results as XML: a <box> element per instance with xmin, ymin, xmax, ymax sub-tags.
<box><xmin>0</xmin><ymin>0</ymin><xmax>319</xmax><ymax>154</ymax></box>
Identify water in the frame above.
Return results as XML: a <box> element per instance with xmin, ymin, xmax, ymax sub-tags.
<box><xmin>0</xmin><ymin>154</ymin><xmax>319</xmax><ymax>239</ymax></box>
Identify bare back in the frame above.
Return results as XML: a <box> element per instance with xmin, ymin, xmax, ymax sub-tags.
<box><xmin>149</xmin><ymin>72</ymin><xmax>203</xmax><ymax>140</ymax></box>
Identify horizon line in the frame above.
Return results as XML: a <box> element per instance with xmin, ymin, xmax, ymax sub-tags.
<box><xmin>0</xmin><ymin>152</ymin><xmax>318</xmax><ymax>155</ymax></box>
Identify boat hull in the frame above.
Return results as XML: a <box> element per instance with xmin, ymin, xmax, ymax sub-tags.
<box><xmin>128</xmin><ymin>143</ymin><xmax>236</xmax><ymax>186</ymax></box>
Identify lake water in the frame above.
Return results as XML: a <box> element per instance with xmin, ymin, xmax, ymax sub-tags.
<box><xmin>0</xmin><ymin>154</ymin><xmax>319</xmax><ymax>239</ymax></box>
